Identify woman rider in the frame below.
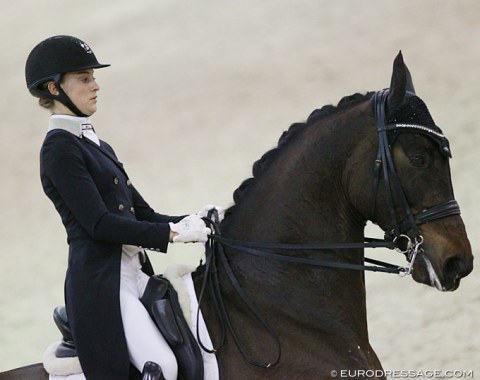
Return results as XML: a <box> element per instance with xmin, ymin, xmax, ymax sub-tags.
<box><xmin>25</xmin><ymin>35</ymin><xmax>218</xmax><ymax>380</ymax></box>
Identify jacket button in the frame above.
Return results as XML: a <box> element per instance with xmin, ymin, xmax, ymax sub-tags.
<box><xmin>118</xmin><ymin>204</ymin><xmax>125</xmax><ymax>211</ymax></box>
<box><xmin>130</xmin><ymin>207</ymin><xmax>135</xmax><ymax>214</ymax></box>
<box><xmin>113</xmin><ymin>177</ymin><xmax>120</xmax><ymax>185</ymax></box>
<box><xmin>126</xmin><ymin>179</ymin><xmax>132</xmax><ymax>186</ymax></box>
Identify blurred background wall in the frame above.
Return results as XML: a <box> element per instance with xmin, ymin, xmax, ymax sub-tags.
<box><xmin>1</xmin><ymin>0</ymin><xmax>478</xmax><ymax>374</ymax></box>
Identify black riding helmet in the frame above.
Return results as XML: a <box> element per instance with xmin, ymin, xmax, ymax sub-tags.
<box><xmin>25</xmin><ymin>35</ymin><xmax>110</xmax><ymax>117</ymax></box>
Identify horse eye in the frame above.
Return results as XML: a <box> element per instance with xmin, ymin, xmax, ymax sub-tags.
<box><xmin>409</xmin><ymin>153</ymin><xmax>427</xmax><ymax>167</ymax></box>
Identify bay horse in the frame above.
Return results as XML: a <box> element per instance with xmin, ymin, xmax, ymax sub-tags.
<box><xmin>0</xmin><ymin>52</ymin><xmax>473</xmax><ymax>379</ymax></box>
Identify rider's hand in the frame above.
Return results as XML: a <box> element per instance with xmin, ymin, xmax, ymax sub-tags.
<box><xmin>169</xmin><ymin>214</ymin><xmax>211</xmax><ymax>243</ymax></box>
<box><xmin>197</xmin><ymin>204</ymin><xmax>225</xmax><ymax>223</ymax></box>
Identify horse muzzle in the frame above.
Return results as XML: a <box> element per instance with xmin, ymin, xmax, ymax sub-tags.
<box><xmin>411</xmin><ymin>249</ymin><xmax>473</xmax><ymax>291</ymax></box>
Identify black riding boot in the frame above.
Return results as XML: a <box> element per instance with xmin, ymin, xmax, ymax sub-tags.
<box><xmin>141</xmin><ymin>361</ymin><xmax>166</xmax><ymax>380</ymax></box>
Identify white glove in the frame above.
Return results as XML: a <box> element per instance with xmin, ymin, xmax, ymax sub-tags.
<box><xmin>197</xmin><ymin>204</ymin><xmax>225</xmax><ymax>223</ymax></box>
<box><xmin>169</xmin><ymin>215</ymin><xmax>211</xmax><ymax>243</ymax></box>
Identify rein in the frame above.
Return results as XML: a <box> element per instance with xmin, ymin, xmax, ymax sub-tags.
<box><xmin>196</xmin><ymin>90</ymin><xmax>461</xmax><ymax>368</ymax></box>
<box><xmin>210</xmin><ymin>234</ymin><xmax>403</xmax><ymax>274</ymax></box>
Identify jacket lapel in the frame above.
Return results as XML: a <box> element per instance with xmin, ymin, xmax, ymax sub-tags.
<box><xmin>83</xmin><ymin>138</ymin><xmax>127</xmax><ymax>176</ymax></box>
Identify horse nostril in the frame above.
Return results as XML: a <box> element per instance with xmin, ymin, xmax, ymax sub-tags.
<box><xmin>443</xmin><ymin>256</ymin><xmax>467</xmax><ymax>280</ymax></box>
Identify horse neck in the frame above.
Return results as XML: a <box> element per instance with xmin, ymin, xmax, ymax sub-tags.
<box><xmin>223</xmin><ymin>101</ymin><xmax>374</xmax><ymax>245</ymax></box>
<box><xmin>220</xmin><ymin>101</ymin><xmax>376</xmax><ymax>336</ymax></box>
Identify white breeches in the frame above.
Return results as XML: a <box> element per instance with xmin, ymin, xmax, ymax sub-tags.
<box><xmin>50</xmin><ymin>247</ymin><xmax>178</xmax><ymax>380</ymax></box>
<box><xmin>120</xmin><ymin>247</ymin><xmax>178</xmax><ymax>380</ymax></box>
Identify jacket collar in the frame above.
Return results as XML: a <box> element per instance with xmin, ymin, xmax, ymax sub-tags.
<box><xmin>48</xmin><ymin>114</ymin><xmax>94</xmax><ymax>137</ymax></box>
<box><xmin>48</xmin><ymin>115</ymin><xmax>127</xmax><ymax>175</ymax></box>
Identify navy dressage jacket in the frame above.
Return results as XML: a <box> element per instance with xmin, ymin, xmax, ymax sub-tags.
<box><xmin>40</xmin><ymin>128</ymin><xmax>184</xmax><ymax>379</ymax></box>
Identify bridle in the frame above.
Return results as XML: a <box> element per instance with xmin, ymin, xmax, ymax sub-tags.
<box><xmin>371</xmin><ymin>89</ymin><xmax>460</xmax><ymax>265</ymax></box>
<box><xmin>209</xmin><ymin>90</ymin><xmax>461</xmax><ymax>275</ymax></box>
<box><xmin>197</xmin><ymin>90</ymin><xmax>462</xmax><ymax>367</ymax></box>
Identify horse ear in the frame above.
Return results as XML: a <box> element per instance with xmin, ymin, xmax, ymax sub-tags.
<box><xmin>387</xmin><ymin>51</ymin><xmax>416</xmax><ymax>117</ymax></box>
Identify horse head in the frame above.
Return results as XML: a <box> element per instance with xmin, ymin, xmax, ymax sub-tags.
<box><xmin>363</xmin><ymin>52</ymin><xmax>473</xmax><ymax>290</ymax></box>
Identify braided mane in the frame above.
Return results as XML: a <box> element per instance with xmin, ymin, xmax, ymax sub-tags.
<box><xmin>225</xmin><ymin>92</ymin><xmax>375</xmax><ymax>218</ymax></box>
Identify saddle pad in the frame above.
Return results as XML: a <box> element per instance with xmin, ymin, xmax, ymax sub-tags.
<box><xmin>44</xmin><ymin>342</ymin><xmax>82</xmax><ymax>376</ymax></box>
<box><xmin>181</xmin><ymin>271</ymin><xmax>219</xmax><ymax>380</ymax></box>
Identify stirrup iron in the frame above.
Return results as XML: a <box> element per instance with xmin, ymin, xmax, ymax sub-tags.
<box><xmin>142</xmin><ymin>361</ymin><xmax>166</xmax><ymax>380</ymax></box>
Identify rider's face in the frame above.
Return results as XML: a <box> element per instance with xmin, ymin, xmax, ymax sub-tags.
<box><xmin>60</xmin><ymin>69</ymin><xmax>100</xmax><ymax>116</ymax></box>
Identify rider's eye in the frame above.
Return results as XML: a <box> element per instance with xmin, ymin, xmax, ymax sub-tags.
<box><xmin>409</xmin><ymin>153</ymin><xmax>427</xmax><ymax>167</ymax></box>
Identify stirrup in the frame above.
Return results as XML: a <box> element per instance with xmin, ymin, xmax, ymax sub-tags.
<box><xmin>142</xmin><ymin>361</ymin><xmax>166</xmax><ymax>380</ymax></box>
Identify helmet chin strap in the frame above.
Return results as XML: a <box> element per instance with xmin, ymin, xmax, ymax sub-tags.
<box><xmin>46</xmin><ymin>74</ymin><xmax>88</xmax><ymax>117</ymax></box>
<box><xmin>54</xmin><ymin>81</ymin><xmax>88</xmax><ymax>117</ymax></box>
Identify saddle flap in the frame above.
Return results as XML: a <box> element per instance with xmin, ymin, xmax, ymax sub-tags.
<box><xmin>141</xmin><ymin>274</ymin><xmax>205</xmax><ymax>380</ymax></box>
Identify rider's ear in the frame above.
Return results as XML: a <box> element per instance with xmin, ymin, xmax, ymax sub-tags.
<box><xmin>387</xmin><ymin>51</ymin><xmax>416</xmax><ymax>118</ymax></box>
<box><xmin>47</xmin><ymin>81</ymin><xmax>60</xmax><ymax>96</ymax></box>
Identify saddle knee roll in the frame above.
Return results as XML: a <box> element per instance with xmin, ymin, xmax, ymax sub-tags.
<box><xmin>151</xmin><ymin>299</ymin><xmax>184</xmax><ymax>347</ymax></box>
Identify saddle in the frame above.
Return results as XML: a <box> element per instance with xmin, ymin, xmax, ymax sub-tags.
<box><xmin>52</xmin><ymin>275</ymin><xmax>204</xmax><ymax>380</ymax></box>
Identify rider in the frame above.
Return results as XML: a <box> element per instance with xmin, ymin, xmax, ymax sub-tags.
<box><xmin>25</xmin><ymin>35</ymin><xmax>216</xmax><ymax>380</ymax></box>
